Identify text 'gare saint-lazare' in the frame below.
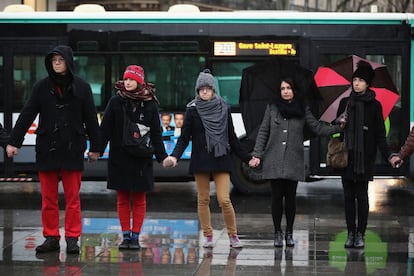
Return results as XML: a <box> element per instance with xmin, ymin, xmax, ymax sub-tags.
<box><xmin>238</xmin><ymin>42</ymin><xmax>297</xmax><ymax>56</ymax></box>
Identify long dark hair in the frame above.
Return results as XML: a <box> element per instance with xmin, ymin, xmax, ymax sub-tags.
<box><xmin>275</xmin><ymin>77</ymin><xmax>306</xmax><ymax>118</ymax></box>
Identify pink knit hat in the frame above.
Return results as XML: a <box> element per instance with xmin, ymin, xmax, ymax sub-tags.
<box><xmin>123</xmin><ymin>65</ymin><xmax>145</xmax><ymax>85</ymax></box>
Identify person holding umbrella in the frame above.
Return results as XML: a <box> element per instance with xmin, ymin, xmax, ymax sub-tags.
<box><xmin>248</xmin><ymin>77</ymin><xmax>342</xmax><ymax>248</ymax></box>
<box><xmin>335</xmin><ymin>61</ymin><xmax>395</xmax><ymax>249</ymax></box>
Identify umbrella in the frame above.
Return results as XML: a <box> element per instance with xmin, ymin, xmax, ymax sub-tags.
<box><xmin>314</xmin><ymin>55</ymin><xmax>399</xmax><ymax>122</ymax></box>
<box><xmin>240</xmin><ymin>57</ymin><xmax>321</xmax><ymax>143</ymax></box>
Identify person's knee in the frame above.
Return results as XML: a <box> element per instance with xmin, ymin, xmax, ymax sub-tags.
<box><xmin>217</xmin><ymin>197</ymin><xmax>231</xmax><ymax>208</ymax></box>
<box><xmin>198</xmin><ymin>196</ymin><xmax>210</xmax><ymax>206</ymax></box>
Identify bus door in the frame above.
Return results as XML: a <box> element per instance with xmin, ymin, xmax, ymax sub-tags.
<box><xmin>0</xmin><ymin>41</ymin><xmax>58</xmax><ymax>178</ymax></box>
<box><xmin>210</xmin><ymin>60</ymin><xmax>256</xmax><ymax>138</ymax></box>
<box><xmin>308</xmin><ymin>42</ymin><xmax>410</xmax><ymax>177</ymax></box>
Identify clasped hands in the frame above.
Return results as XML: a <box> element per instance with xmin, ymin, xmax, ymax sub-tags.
<box><xmin>389</xmin><ymin>155</ymin><xmax>403</xmax><ymax>168</ymax></box>
<box><xmin>249</xmin><ymin>156</ymin><xmax>261</xmax><ymax>168</ymax></box>
<box><xmin>163</xmin><ymin>156</ymin><xmax>177</xmax><ymax>168</ymax></box>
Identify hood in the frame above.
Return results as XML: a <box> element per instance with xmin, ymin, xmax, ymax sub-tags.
<box><xmin>44</xmin><ymin>45</ymin><xmax>75</xmax><ymax>79</ymax></box>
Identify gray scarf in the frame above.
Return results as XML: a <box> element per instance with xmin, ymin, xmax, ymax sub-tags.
<box><xmin>193</xmin><ymin>95</ymin><xmax>229</xmax><ymax>157</ymax></box>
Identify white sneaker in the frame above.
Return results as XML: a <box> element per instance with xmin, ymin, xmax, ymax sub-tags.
<box><xmin>229</xmin><ymin>234</ymin><xmax>243</xmax><ymax>248</ymax></box>
<box><xmin>203</xmin><ymin>235</ymin><xmax>214</xmax><ymax>248</ymax></box>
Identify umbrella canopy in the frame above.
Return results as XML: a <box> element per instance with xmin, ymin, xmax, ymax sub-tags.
<box><xmin>314</xmin><ymin>55</ymin><xmax>399</xmax><ymax>122</ymax></box>
<box><xmin>240</xmin><ymin>57</ymin><xmax>321</xmax><ymax>142</ymax></box>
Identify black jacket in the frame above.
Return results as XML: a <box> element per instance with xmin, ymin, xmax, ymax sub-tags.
<box><xmin>337</xmin><ymin>94</ymin><xmax>391</xmax><ymax>181</ymax></box>
<box><xmin>8</xmin><ymin>45</ymin><xmax>100</xmax><ymax>171</ymax></box>
<box><xmin>171</xmin><ymin>105</ymin><xmax>251</xmax><ymax>174</ymax></box>
<box><xmin>99</xmin><ymin>95</ymin><xmax>167</xmax><ymax>192</ymax></box>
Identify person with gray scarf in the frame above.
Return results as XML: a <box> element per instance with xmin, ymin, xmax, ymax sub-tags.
<box><xmin>163</xmin><ymin>69</ymin><xmax>252</xmax><ymax>249</ymax></box>
<box><xmin>336</xmin><ymin>61</ymin><xmax>394</xmax><ymax>249</ymax></box>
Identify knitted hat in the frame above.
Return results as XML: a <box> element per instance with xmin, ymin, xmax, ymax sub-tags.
<box><xmin>195</xmin><ymin>69</ymin><xmax>216</xmax><ymax>92</ymax></box>
<box><xmin>123</xmin><ymin>65</ymin><xmax>145</xmax><ymax>85</ymax></box>
<box><xmin>352</xmin><ymin>61</ymin><xmax>374</xmax><ymax>85</ymax></box>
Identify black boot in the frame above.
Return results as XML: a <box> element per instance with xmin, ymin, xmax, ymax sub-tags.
<box><xmin>285</xmin><ymin>232</ymin><xmax>294</xmax><ymax>247</ymax></box>
<box><xmin>274</xmin><ymin>231</ymin><xmax>283</xmax><ymax>247</ymax></box>
<box><xmin>66</xmin><ymin>237</ymin><xmax>80</xmax><ymax>254</ymax></box>
<box><xmin>354</xmin><ymin>232</ymin><xmax>365</xmax><ymax>249</ymax></box>
<box><xmin>344</xmin><ymin>232</ymin><xmax>355</xmax><ymax>248</ymax></box>
<box><xmin>35</xmin><ymin>237</ymin><xmax>60</xmax><ymax>253</ymax></box>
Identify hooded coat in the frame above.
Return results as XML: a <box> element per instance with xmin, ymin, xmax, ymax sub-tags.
<box><xmin>8</xmin><ymin>45</ymin><xmax>100</xmax><ymax>171</ymax></box>
<box><xmin>99</xmin><ymin>95</ymin><xmax>168</xmax><ymax>192</ymax></box>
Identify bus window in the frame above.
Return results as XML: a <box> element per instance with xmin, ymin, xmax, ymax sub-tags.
<box><xmin>73</xmin><ymin>55</ymin><xmax>105</xmax><ymax>109</ymax></box>
<box><xmin>111</xmin><ymin>54</ymin><xmax>204</xmax><ymax>111</ymax></box>
<box><xmin>0</xmin><ymin>56</ymin><xmax>3</xmax><ymax>111</ymax></box>
<box><xmin>13</xmin><ymin>55</ymin><xmax>45</xmax><ymax>110</ymax></box>
<box><xmin>212</xmin><ymin>62</ymin><xmax>254</xmax><ymax>108</ymax></box>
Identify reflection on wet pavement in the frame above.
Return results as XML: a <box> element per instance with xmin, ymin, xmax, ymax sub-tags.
<box><xmin>0</xmin><ymin>178</ymin><xmax>414</xmax><ymax>275</ymax></box>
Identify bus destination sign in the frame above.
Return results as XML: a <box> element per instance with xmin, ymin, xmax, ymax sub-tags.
<box><xmin>214</xmin><ymin>41</ymin><xmax>297</xmax><ymax>56</ymax></box>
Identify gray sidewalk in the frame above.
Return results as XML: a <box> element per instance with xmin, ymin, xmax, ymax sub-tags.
<box><xmin>0</xmin><ymin>178</ymin><xmax>413</xmax><ymax>275</ymax></box>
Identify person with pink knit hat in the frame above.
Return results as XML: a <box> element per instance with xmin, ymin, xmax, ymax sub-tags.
<box><xmin>99</xmin><ymin>65</ymin><xmax>168</xmax><ymax>250</ymax></box>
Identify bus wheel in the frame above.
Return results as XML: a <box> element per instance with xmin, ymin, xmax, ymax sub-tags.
<box><xmin>230</xmin><ymin>154</ymin><xmax>271</xmax><ymax>195</ymax></box>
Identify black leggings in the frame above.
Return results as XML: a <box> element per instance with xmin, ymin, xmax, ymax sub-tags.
<box><xmin>342</xmin><ymin>179</ymin><xmax>369</xmax><ymax>234</ymax></box>
<box><xmin>271</xmin><ymin>179</ymin><xmax>298</xmax><ymax>233</ymax></box>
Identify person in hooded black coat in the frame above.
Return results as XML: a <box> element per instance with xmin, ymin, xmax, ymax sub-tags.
<box><xmin>99</xmin><ymin>65</ymin><xmax>168</xmax><ymax>250</ymax></box>
<box><xmin>6</xmin><ymin>45</ymin><xmax>100</xmax><ymax>254</ymax></box>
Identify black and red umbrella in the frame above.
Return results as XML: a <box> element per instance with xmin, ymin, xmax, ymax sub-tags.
<box><xmin>314</xmin><ymin>55</ymin><xmax>399</xmax><ymax>122</ymax></box>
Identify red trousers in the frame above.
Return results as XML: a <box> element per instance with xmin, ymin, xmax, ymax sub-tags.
<box><xmin>117</xmin><ymin>191</ymin><xmax>146</xmax><ymax>233</ymax></box>
<box><xmin>38</xmin><ymin>170</ymin><xmax>82</xmax><ymax>239</ymax></box>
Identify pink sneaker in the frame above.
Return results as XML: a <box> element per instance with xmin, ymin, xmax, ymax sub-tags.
<box><xmin>229</xmin><ymin>234</ymin><xmax>243</xmax><ymax>248</ymax></box>
<box><xmin>203</xmin><ymin>235</ymin><xmax>214</xmax><ymax>248</ymax></box>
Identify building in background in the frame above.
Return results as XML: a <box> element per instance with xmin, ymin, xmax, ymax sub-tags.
<box><xmin>1</xmin><ymin>0</ymin><xmax>413</xmax><ymax>13</ymax></box>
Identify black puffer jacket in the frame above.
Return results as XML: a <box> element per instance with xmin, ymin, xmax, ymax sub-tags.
<box><xmin>8</xmin><ymin>45</ymin><xmax>100</xmax><ymax>171</ymax></box>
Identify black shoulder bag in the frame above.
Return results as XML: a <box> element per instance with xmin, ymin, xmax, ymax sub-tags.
<box><xmin>121</xmin><ymin>102</ymin><xmax>154</xmax><ymax>158</ymax></box>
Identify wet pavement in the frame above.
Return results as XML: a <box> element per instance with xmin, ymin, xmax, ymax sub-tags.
<box><xmin>0</xmin><ymin>177</ymin><xmax>414</xmax><ymax>275</ymax></box>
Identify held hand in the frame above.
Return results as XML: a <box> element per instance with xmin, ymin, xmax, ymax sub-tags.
<box><xmin>6</xmin><ymin>145</ymin><xmax>18</xmax><ymax>158</ymax></box>
<box><xmin>163</xmin><ymin>156</ymin><xmax>177</xmax><ymax>168</ymax></box>
<box><xmin>87</xmin><ymin>152</ymin><xmax>100</xmax><ymax>163</ymax></box>
<box><xmin>390</xmin><ymin>155</ymin><xmax>403</xmax><ymax>168</ymax></box>
<box><xmin>249</xmin><ymin>157</ymin><xmax>261</xmax><ymax>168</ymax></box>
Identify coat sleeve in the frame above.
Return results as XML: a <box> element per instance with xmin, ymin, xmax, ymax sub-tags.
<box><xmin>228</xmin><ymin>110</ymin><xmax>251</xmax><ymax>163</ymax></box>
<box><xmin>8</xmin><ymin>82</ymin><xmax>42</xmax><ymax>147</ymax></box>
<box><xmin>373</xmin><ymin>101</ymin><xmax>392</xmax><ymax>161</ymax></box>
<box><xmin>149</xmin><ymin>102</ymin><xmax>168</xmax><ymax>163</ymax></box>
<box><xmin>82</xmin><ymin>83</ymin><xmax>100</xmax><ymax>153</ymax></box>
<box><xmin>99</xmin><ymin>97</ymin><xmax>115</xmax><ymax>155</ymax></box>
<box><xmin>252</xmin><ymin>104</ymin><xmax>271</xmax><ymax>159</ymax></box>
<box><xmin>398</xmin><ymin>127</ymin><xmax>414</xmax><ymax>160</ymax></box>
<box><xmin>305</xmin><ymin>106</ymin><xmax>342</xmax><ymax>136</ymax></box>
<box><xmin>0</xmin><ymin>123</ymin><xmax>10</xmax><ymax>148</ymax></box>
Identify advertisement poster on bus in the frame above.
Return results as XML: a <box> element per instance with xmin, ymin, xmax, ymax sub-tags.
<box><xmin>82</xmin><ymin>112</ymin><xmax>192</xmax><ymax>160</ymax></box>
